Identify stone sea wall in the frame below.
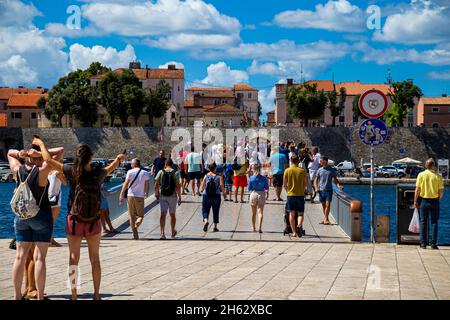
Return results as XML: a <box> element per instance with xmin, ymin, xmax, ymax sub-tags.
<box><xmin>1</xmin><ymin>127</ymin><xmax>449</xmax><ymax>165</ymax></box>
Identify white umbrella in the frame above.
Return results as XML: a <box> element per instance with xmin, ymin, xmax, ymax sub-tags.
<box><xmin>392</xmin><ymin>157</ymin><xmax>422</xmax><ymax>164</ymax></box>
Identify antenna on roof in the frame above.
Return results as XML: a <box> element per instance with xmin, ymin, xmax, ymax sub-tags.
<box><xmin>386</xmin><ymin>68</ymin><xmax>393</xmax><ymax>85</ymax></box>
<box><xmin>299</xmin><ymin>64</ymin><xmax>304</xmax><ymax>83</ymax></box>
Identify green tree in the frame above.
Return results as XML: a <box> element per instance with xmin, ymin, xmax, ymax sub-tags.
<box><xmin>286</xmin><ymin>83</ymin><xmax>327</xmax><ymax>127</ymax></box>
<box><xmin>123</xmin><ymin>85</ymin><xmax>146</xmax><ymax>126</ymax></box>
<box><xmin>145</xmin><ymin>80</ymin><xmax>171</xmax><ymax>127</ymax></box>
<box><xmin>384</xmin><ymin>80</ymin><xmax>422</xmax><ymax>127</ymax></box>
<box><xmin>45</xmin><ymin>62</ymin><xmax>109</xmax><ymax>127</ymax></box>
<box><xmin>352</xmin><ymin>94</ymin><xmax>362</xmax><ymax>120</ymax></box>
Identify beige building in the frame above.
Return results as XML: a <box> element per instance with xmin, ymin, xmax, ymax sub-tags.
<box><xmin>89</xmin><ymin>62</ymin><xmax>185</xmax><ymax>127</ymax></box>
<box><xmin>274</xmin><ymin>79</ymin><xmax>417</xmax><ymax>127</ymax></box>
<box><xmin>0</xmin><ymin>88</ymin><xmax>48</xmax><ymax>128</ymax></box>
<box><xmin>184</xmin><ymin>85</ymin><xmax>259</xmax><ymax>126</ymax></box>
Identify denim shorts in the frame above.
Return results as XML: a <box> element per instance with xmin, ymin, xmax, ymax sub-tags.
<box><xmin>14</xmin><ymin>209</ymin><xmax>53</xmax><ymax>243</ymax></box>
<box><xmin>319</xmin><ymin>190</ymin><xmax>333</xmax><ymax>203</ymax></box>
<box><xmin>286</xmin><ymin>196</ymin><xmax>305</xmax><ymax>214</ymax></box>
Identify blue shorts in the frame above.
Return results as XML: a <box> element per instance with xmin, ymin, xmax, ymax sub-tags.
<box><xmin>286</xmin><ymin>196</ymin><xmax>305</xmax><ymax>214</ymax></box>
<box><xmin>319</xmin><ymin>190</ymin><xmax>333</xmax><ymax>203</ymax></box>
<box><xmin>14</xmin><ymin>209</ymin><xmax>53</xmax><ymax>243</ymax></box>
<box><xmin>187</xmin><ymin>171</ymin><xmax>202</xmax><ymax>182</ymax></box>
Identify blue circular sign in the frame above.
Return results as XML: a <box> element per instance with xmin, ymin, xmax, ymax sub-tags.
<box><xmin>358</xmin><ymin>118</ymin><xmax>388</xmax><ymax>147</ymax></box>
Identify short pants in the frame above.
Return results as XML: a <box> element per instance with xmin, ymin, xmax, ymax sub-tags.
<box><xmin>318</xmin><ymin>190</ymin><xmax>333</xmax><ymax>203</ymax></box>
<box><xmin>14</xmin><ymin>209</ymin><xmax>53</xmax><ymax>243</ymax></box>
<box><xmin>160</xmin><ymin>195</ymin><xmax>178</xmax><ymax>214</ymax></box>
<box><xmin>187</xmin><ymin>171</ymin><xmax>202</xmax><ymax>182</ymax></box>
<box><xmin>286</xmin><ymin>196</ymin><xmax>305</xmax><ymax>215</ymax></box>
<box><xmin>250</xmin><ymin>191</ymin><xmax>266</xmax><ymax>207</ymax></box>
<box><xmin>273</xmin><ymin>174</ymin><xmax>284</xmax><ymax>187</ymax></box>
<box><xmin>234</xmin><ymin>175</ymin><xmax>248</xmax><ymax>187</ymax></box>
<box><xmin>66</xmin><ymin>215</ymin><xmax>102</xmax><ymax>238</ymax></box>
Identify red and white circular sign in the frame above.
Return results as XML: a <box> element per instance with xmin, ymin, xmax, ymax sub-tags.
<box><xmin>359</xmin><ymin>89</ymin><xmax>389</xmax><ymax>119</ymax></box>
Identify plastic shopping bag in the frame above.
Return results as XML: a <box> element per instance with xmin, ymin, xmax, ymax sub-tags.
<box><xmin>408</xmin><ymin>208</ymin><xmax>420</xmax><ymax>233</ymax></box>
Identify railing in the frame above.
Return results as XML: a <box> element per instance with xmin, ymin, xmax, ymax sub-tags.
<box><xmin>330</xmin><ymin>186</ymin><xmax>362</xmax><ymax>241</ymax></box>
<box><xmin>104</xmin><ymin>179</ymin><xmax>155</xmax><ymax>222</ymax></box>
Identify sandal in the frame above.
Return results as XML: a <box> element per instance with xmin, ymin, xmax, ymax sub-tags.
<box><xmin>171</xmin><ymin>230</ymin><xmax>177</xmax><ymax>239</ymax></box>
<box><xmin>160</xmin><ymin>234</ymin><xmax>166</xmax><ymax>240</ymax></box>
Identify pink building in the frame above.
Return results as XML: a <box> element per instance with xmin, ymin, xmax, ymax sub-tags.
<box><xmin>417</xmin><ymin>96</ymin><xmax>450</xmax><ymax>128</ymax></box>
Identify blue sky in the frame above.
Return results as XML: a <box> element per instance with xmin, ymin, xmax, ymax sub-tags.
<box><xmin>1</xmin><ymin>0</ymin><xmax>450</xmax><ymax>118</ymax></box>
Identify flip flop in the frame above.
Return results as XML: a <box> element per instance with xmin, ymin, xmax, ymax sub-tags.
<box><xmin>171</xmin><ymin>230</ymin><xmax>177</xmax><ymax>239</ymax></box>
<box><xmin>160</xmin><ymin>235</ymin><xmax>166</xmax><ymax>240</ymax></box>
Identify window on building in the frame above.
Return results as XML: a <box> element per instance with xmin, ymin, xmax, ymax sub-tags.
<box><xmin>432</xmin><ymin>123</ymin><xmax>439</xmax><ymax>128</ymax></box>
<box><xmin>432</xmin><ymin>107</ymin><xmax>440</xmax><ymax>113</ymax></box>
<box><xmin>448</xmin><ymin>107</ymin><xmax>450</xmax><ymax>113</ymax></box>
<box><xmin>248</xmin><ymin>93</ymin><xmax>252</xmax><ymax>99</ymax></box>
<box><xmin>138</xmin><ymin>81</ymin><xmax>143</xmax><ymax>88</ymax></box>
<box><xmin>171</xmin><ymin>112</ymin><xmax>176</xmax><ymax>119</ymax></box>
<box><xmin>178</xmin><ymin>86</ymin><xmax>180</xmax><ymax>92</ymax></box>
<box><xmin>31</xmin><ymin>113</ymin><xmax>36</xmax><ymax>119</ymax></box>
<box><xmin>167</xmin><ymin>91</ymin><xmax>172</xmax><ymax>100</ymax></box>
<box><xmin>12</xmin><ymin>112</ymin><xmax>22</xmax><ymax>119</ymax></box>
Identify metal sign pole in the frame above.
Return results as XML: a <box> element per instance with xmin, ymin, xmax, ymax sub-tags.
<box><xmin>370</xmin><ymin>146</ymin><xmax>375</xmax><ymax>244</ymax></box>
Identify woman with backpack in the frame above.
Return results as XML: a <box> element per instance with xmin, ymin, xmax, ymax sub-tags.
<box><xmin>35</xmin><ymin>138</ymin><xmax>125</xmax><ymax>300</ymax></box>
<box><xmin>8</xmin><ymin>142</ymin><xmax>64</xmax><ymax>300</ymax></box>
<box><xmin>200</xmin><ymin>162</ymin><xmax>225</xmax><ymax>232</ymax></box>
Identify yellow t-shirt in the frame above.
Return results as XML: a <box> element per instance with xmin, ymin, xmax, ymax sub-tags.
<box><xmin>283</xmin><ymin>165</ymin><xmax>306</xmax><ymax>197</ymax></box>
<box><xmin>416</xmin><ymin>169</ymin><xmax>444</xmax><ymax>199</ymax></box>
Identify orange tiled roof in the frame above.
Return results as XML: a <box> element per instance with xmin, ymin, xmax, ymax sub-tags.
<box><xmin>184</xmin><ymin>100</ymin><xmax>203</xmax><ymax>108</ymax></box>
<box><xmin>186</xmin><ymin>87</ymin><xmax>231</xmax><ymax>91</ymax></box>
<box><xmin>233</xmin><ymin>84</ymin><xmax>257</xmax><ymax>91</ymax></box>
<box><xmin>7</xmin><ymin>94</ymin><xmax>48</xmax><ymax>108</ymax></box>
<box><xmin>304</xmin><ymin>80</ymin><xmax>335</xmax><ymax>92</ymax></box>
<box><xmin>203</xmin><ymin>104</ymin><xmax>243</xmax><ymax>112</ymax></box>
<box><xmin>0</xmin><ymin>87</ymin><xmax>44</xmax><ymax>100</ymax></box>
<box><xmin>337</xmin><ymin>82</ymin><xmax>391</xmax><ymax>96</ymax></box>
<box><xmin>91</xmin><ymin>68</ymin><xmax>184</xmax><ymax>80</ymax></box>
<box><xmin>421</xmin><ymin>97</ymin><xmax>450</xmax><ymax>105</ymax></box>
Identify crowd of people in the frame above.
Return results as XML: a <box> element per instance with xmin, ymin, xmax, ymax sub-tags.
<box><xmin>5</xmin><ymin>135</ymin><xmax>445</xmax><ymax>300</ymax></box>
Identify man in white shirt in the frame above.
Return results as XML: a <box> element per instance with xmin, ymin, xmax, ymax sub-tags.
<box><xmin>120</xmin><ymin>159</ymin><xmax>150</xmax><ymax>240</ymax></box>
<box><xmin>308</xmin><ymin>147</ymin><xmax>321</xmax><ymax>202</ymax></box>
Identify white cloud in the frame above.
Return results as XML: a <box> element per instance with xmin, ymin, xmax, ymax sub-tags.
<box><xmin>373</xmin><ymin>0</ymin><xmax>450</xmax><ymax>45</ymax></box>
<box><xmin>46</xmin><ymin>0</ymin><xmax>241</xmax><ymax>51</ymax></box>
<box><xmin>0</xmin><ymin>26</ymin><xmax>69</xmax><ymax>87</ymax></box>
<box><xmin>199</xmin><ymin>62</ymin><xmax>248</xmax><ymax>87</ymax></box>
<box><xmin>158</xmin><ymin>61</ymin><xmax>185</xmax><ymax>69</ymax></box>
<box><xmin>143</xmin><ymin>33</ymin><xmax>240</xmax><ymax>51</ymax></box>
<box><xmin>69</xmin><ymin>44</ymin><xmax>136</xmax><ymax>71</ymax></box>
<box><xmin>358</xmin><ymin>42</ymin><xmax>450</xmax><ymax>66</ymax></box>
<box><xmin>274</xmin><ymin>0</ymin><xmax>365</xmax><ymax>32</ymax></box>
<box><xmin>428</xmin><ymin>70</ymin><xmax>450</xmax><ymax>80</ymax></box>
<box><xmin>0</xmin><ymin>0</ymin><xmax>41</xmax><ymax>27</ymax></box>
<box><xmin>0</xmin><ymin>55</ymin><xmax>38</xmax><ymax>86</ymax></box>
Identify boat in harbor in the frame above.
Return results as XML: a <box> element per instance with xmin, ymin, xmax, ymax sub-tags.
<box><xmin>107</xmin><ymin>167</ymin><xmax>126</xmax><ymax>183</ymax></box>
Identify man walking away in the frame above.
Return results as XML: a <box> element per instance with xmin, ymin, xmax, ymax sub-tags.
<box><xmin>269</xmin><ymin>146</ymin><xmax>288</xmax><ymax>201</ymax></box>
<box><xmin>314</xmin><ymin>157</ymin><xmax>343</xmax><ymax>225</ymax></box>
<box><xmin>186</xmin><ymin>145</ymin><xmax>203</xmax><ymax>196</ymax></box>
<box><xmin>309</xmin><ymin>147</ymin><xmax>321</xmax><ymax>202</ymax></box>
<box><xmin>415</xmin><ymin>158</ymin><xmax>444</xmax><ymax>250</ymax></box>
<box><xmin>155</xmin><ymin>159</ymin><xmax>181</xmax><ymax>239</ymax></box>
<box><xmin>283</xmin><ymin>155</ymin><xmax>307</xmax><ymax>237</ymax></box>
<box><xmin>120</xmin><ymin>159</ymin><xmax>150</xmax><ymax>240</ymax></box>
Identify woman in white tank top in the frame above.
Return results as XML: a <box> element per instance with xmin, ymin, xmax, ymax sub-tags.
<box><xmin>48</xmin><ymin>170</ymin><xmax>66</xmax><ymax>247</ymax></box>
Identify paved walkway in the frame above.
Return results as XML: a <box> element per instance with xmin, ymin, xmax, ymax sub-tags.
<box><xmin>107</xmin><ymin>191</ymin><xmax>349</xmax><ymax>242</ymax></box>
<box><xmin>1</xmin><ymin>239</ymin><xmax>450</xmax><ymax>300</ymax></box>
<box><xmin>2</xmin><ymin>190</ymin><xmax>450</xmax><ymax>300</ymax></box>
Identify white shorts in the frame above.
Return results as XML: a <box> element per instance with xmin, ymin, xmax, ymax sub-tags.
<box><xmin>160</xmin><ymin>195</ymin><xmax>178</xmax><ymax>214</ymax></box>
<box><xmin>250</xmin><ymin>191</ymin><xmax>266</xmax><ymax>207</ymax></box>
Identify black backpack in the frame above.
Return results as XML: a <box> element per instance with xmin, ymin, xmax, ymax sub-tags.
<box><xmin>160</xmin><ymin>170</ymin><xmax>176</xmax><ymax>196</ymax></box>
<box><xmin>205</xmin><ymin>175</ymin><xmax>218</xmax><ymax>196</ymax></box>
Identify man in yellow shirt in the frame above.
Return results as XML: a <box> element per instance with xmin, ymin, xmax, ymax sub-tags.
<box><xmin>414</xmin><ymin>158</ymin><xmax>445</xmax><ymax>250</ymax></box>
<box><xmin>283</xmin><ymin>155</ymin><xmax>307</xmax><ymax>237</ymax></box>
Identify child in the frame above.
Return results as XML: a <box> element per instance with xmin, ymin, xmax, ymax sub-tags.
<box><xmin>224</xmin><ymin>162</ymin><xmax>233</xmax><ymax>201</ymax></box>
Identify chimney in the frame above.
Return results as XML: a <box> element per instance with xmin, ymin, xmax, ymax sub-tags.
<box><xmin>129</xmin><ymin>61</ymin><xmax>141</xmax><ymax>69</ymax></box>
<box><xmin>287</xmin><ymin>78</ymin><xmax>293</xmax><ymax>86</ymax></box>
<box><xmin>168</xmin><ymin>64</ymin><xmax>176</xmax><ymax>70</ymax></box>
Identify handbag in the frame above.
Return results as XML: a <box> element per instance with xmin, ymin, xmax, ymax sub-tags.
<box><xmin>124</xmin><ymin>168</ymin><xmax>142</xmax><ymax>199</ymax></box>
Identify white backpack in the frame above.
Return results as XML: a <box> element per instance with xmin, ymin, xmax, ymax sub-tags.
<box><xmin>10</xmin><ymin>166</ymin><xmax>45</xmax><ymax>220</ymax></box>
